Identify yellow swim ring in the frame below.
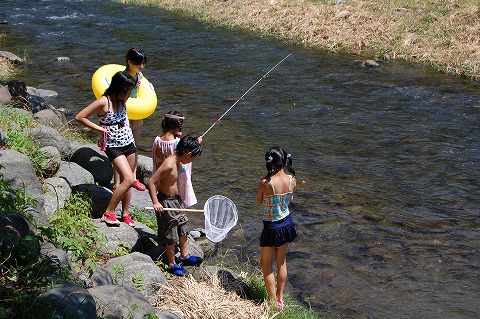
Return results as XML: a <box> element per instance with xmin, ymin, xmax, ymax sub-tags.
<box><xmin>91</xmin><ymin>64</ymin><xmax>157</xmax><ymax>120</ymax></box>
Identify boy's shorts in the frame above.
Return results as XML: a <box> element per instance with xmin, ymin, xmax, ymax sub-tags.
<box><xmin>156</xmin><ymin>193</ymin><xmax>189</xmax><ymax>246</ymax></box>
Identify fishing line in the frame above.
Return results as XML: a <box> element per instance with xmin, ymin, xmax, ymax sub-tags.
<box><xmin>201</xmin><ymin>53</ymin><xmax>292</xmax><ymax>137</ymax></box>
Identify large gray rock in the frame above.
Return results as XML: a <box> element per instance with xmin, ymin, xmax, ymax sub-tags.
<box><xmin>0</xmin><ymin>149</ymin><xmax>45</xmax><ymax>212</ymax></box>
<box><xmin>70</xmin><ymin>146</ymin><xmax>113</xmax><ymax>186</ymax></box>
<box><xmin>93</xmin><ymin>219</ymin><xmax>140</xmax><ymax>252</ymax></box>
<box><xmin>24</xmin><ymin>125</ymin><xmax>72</xmax><ymax>158</ymax></box>
<box><xmin>0</xmin><ymin>84</ymin><xmax>12</xmax><ymax>105</ymax></box>
<box><xmin>104</xmin><ymin>252</ymin><xmax>167</xmax><ymax>296</ymax></box>
<box><xmin>38</xmin><ymin>145</ymin><xmax>61</xmax><ymax>178</ymax></box>
<box><xmin>88</xmin><ymin>285</ymin><xmax>156</xmax><ymax>319</ymax></box>
<box><xmin>57</xmin><ymin>160</ymin><xmax>94</xmax><ymax>187</ymax></box>
<box><xmin>40</xmin><ymin>242</ymin><xmax>76</xmax><ymax>280</ymax></box>
<box><xmin>0</xmin><ymin>51</ymin><xmax>24</xmax><ymax>64</ymax></box>
<box><xmin>41</xmin><ymin>283</ymin><xmax>96</xmax><ymax>319</ymax></box>
<box><xmin>33</xmin><ymin>108</ymin><xmax>67</xmax><ymax>126</ymax></box>
<box><xmin>136</xmin><ymin>154</ymin><xmax>153</xmax><ymax>188</ymax></box>
<box><xmin>43</xmin><ymin>177</ymin><xmax>72</xmax><ymax>216</ymax></box>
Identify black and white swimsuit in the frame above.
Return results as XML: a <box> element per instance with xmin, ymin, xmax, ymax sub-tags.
<box><xmin>98</xmin><ymin>99</ymin><xmax>134</xmax><ymax>148</ymax></box>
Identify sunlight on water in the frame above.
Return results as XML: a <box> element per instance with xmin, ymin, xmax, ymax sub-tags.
<box><xmin>1</xmin><ymin>0</ymin><xmax>479</xmax><ymax>317</ymax></box>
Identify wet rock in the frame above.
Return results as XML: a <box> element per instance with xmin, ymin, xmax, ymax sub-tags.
<box><xmin>0</xmin><ymin>51</ymin><xmax>24</xmax><ymax>64</ymax></box>
<box><xmin>0</xmin><ymin>85</ymin><xmax>12</xmax><ymax>105</ymax></box>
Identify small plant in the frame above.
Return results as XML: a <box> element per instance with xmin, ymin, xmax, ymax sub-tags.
<box><xmin>131</xmin><ymin>207</ymin><xmax>158</xmax><ymax>231</ymax></box>
<box><xmin>110</xmin><ymin>242</ymin><xmax>131</xmax><ymax>258</ymax></box>
<box><xmin>0</xmin><ymin>106</ymin><xmax>49</xmax><ymax>177</ymax></box>
<box><xmin>38</xmin><ymin>193</ymin><xmax>104</xmax><ymax>276</ymax></box>
<box><xmin>132</xmin><ymin>273</ymin><xmax>145</xmax><ymax>292</ymax></box>
<box><xmin>112</xmin><ymin>264</ymin><xmax>125</xmax><ymax>285</ymax></box>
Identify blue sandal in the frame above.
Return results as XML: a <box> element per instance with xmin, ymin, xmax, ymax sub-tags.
<box><xmin>167</xmin><ymin>264</ymin><xmax>186</xmax><ymax>276</ymax></box>
<box><xmin>178</xmin><ymin>254</ymin><xmax>203</xmax><ymax>266</ymax></box>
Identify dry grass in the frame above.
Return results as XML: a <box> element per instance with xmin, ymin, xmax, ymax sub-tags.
<box><xmin>151</xmin><ymin>274</ymin><xmax>273</xmax><ymax>319</ymax></box>
<box><xmin>0</xmin><ymin>57</ymin><xmax>16</xmax><ymax>80</ymax></box>
<box><xmin>115</xmin><ymin>0</ymin><xmax>480</xmax><ymax>79</ymax></box>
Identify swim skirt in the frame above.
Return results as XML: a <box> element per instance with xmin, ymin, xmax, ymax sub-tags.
<box><xmin>260</xmin><ymin>214</ymin><xmax>297</xmax><ymax>248</ymax></box>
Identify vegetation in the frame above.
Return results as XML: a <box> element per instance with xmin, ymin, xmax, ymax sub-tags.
<box><xmin>0</xmin><ymin>106</ymin><xmax>49</xmax><ymax>178</ymax></box>
<box><xmin>112</xmin><ymin>0</ymin><xmax>480</xmax><ymax>79</ymax></box>
<box><xmin>0</xmin><ymin>169</ymin><xmax>72</xmax><ymax>319</ymax></box>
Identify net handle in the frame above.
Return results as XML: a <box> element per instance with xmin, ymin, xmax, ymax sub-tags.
<box><xmin>144</xmin><ymin>207</ymin><xmax>204</xmax><ymax>212</ymax></box>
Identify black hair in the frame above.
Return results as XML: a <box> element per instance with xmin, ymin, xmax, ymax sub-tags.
<box><xmin>176</xmin><ymin>134</ymin><xmax>202</xmax><ymax>158</ymax></box>
<box><xmin>125</xmin><ymin>47</ymin><xmax>147</xmax><ymax>66</ymax></box>
<box><xmin>264</xmin><ymin>146</ymin><xmax>295</xmax><ymax>181</ymax></box>
<box><xmin>161</xmin><ymin>110</ymin><xmax>184</xmax><ymax>135</ymax></box>
<box><xmin>103</xmin><ymin>71</ymin><xmax>136</xmax><ymax>113</ymax></box>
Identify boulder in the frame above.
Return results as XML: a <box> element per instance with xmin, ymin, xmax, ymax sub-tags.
<box><xmin>0</xmin><ymin>149</ymin><xmax>45</xmax><ymax>212</ymax></box>
<box><xmin>104</xmin><ymin>252</ymin><xmax>167</xmax><ymax>296</ymax></box>
<box><xmin>71</xmin><ymin>184</ymin><xmax>111</xmax><ymax>218</ymax></box>
<box><xmin>70</xmin><ymin>146</ymin><xmax>113</xmax><ymax>186</ymax></box>
<box><xmin>88</xmin><ymin>285</ymin><xmax>156</xmax><ymax>319</ymax></box>
<box><xmin>57</xmin><ymin>160</ymin><xmax>95</xmax><ymax>187</ymax></box>
<box><xmin>0</xmin><ymin>84</ymin><xmax>12</xmax><ymax>105</ymax></box>
<box><xmin>24</xmin><ymin>125</ymin><xmax>72</xmax><ymax>158</ymax></box>
<box><xmin>38</xmin><ymin>145</ymin><xmax>61</xmax><ymax>177</ymax></box>
<box><xmin>0</xmin><ymin>212</ymin><xmax>40</xmax><ymax>265</ymax></box>
<box><xmin>41</xmin><ymin>283</ymin><xmax>96</xmax><ymax>319</ymax></box>
<box><xmin>33</xmin><ymin>108</ymin><xmax>67</xmax><ymax>126</ymax></box>
<box><xmin>43</xmin><ymin>177</ymin><xmax>72</xmax><ymax>216</ymax></box>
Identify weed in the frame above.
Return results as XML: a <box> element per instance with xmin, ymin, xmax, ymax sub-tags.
<box><xmin>132</xmin><ymin>273</ymin><xmax>145</xmax><ymax>292</ymax></box>
<box><xmin>38</xmin><ymin>193</ymin><xmax>104</xmax><ymax>276</ymax></box>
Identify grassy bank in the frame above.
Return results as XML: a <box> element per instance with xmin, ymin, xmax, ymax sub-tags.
<box><xmin>114</xmin><ymin>0</ymin><xmax>479</xmax><ymax>79</ymax></box>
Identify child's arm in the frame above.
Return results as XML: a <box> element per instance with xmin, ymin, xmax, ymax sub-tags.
<box><xmin>147</xmin><ymin>162</ymin><xmax>173</xmax><ymax>212</ymax></box>
<box><xmin>75</xmin><ymin>96</ymin><xmax>108</xmax><ymax>133</ymax></box>
<box><xmin>289</xmin><ymin>176</ymin><xmax>297</xmax><ymax>203</ymax></box>
<box><xmin>256</xmin><ymin>179</ymin><xmax>267</xmax><ymax>205</ymax></box>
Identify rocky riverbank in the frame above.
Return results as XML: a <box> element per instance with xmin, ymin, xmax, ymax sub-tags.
<box><xmin>0</xmin><ymin>83</ymin><xmax>270</xmax><ymax>318</ymax></box>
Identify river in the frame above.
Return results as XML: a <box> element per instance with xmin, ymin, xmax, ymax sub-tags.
<box><xmin>1</xmin><ymin>0</ymin><xmax>479</xmax><ymax>318</ymax></box>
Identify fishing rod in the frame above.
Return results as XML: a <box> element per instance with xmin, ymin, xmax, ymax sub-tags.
<box><xmin>201</xmin><ymin>53</ymin><xmax>292</xmax><ymax>138</ymax></box>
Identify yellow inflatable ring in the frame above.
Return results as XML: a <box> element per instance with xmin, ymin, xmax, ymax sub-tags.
<box><xmin>91</xmin><ymin>64</ymin><xmax>157</xmax><ymax>120</ymax></box>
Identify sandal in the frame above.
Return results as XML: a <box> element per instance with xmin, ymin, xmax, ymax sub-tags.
<box><xmin>178</xmin><ymin>254</ymin><xmax>203</xmax><ymax>266</ymax></box>
<box><xmin>167</xmin><ymin>264</ymin><xmax>186</xmax><ymax>276</ymax></box>
<box><xmin>277</xmin><ymin>299</ymin><xmax>285</xmax><ymax>312</ymax></box>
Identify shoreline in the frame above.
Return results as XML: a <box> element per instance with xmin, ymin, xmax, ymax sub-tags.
<box><xmin>114</xmin><ymin>0</ymin><xmax>480</xmax><ymax>80</ymax></box>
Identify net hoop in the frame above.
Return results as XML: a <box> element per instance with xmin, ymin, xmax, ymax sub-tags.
<box><xmin>204</xmin><ymin>195</ymin><xmax>238</xmax><ymax>242</ymax></box>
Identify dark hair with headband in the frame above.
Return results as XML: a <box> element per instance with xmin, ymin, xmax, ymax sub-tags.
<box><xmin>161</xmin><ymin>110</ymin><xmax>184</xmax><ymax>136</ymax></box>
<box><xmin>264</xmin><ymin>146</ymin><xmax>295</xmax><ymax>181</ymax></box>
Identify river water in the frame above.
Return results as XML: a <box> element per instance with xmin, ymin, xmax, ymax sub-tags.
<box><xmin>1</xmin><ymin>0</ymin><xmax>479</xmax><ymax>318</ymax></box>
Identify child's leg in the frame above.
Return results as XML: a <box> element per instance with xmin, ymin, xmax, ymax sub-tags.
<box><xmin>275</xmin><ymin>243</ymin><xmax>289</xmax><ymax>302</ymax></box>
<box><xmin>131</xmin><ymin>123</ymin><xmax>141</xmax><ymax>178</ymax></box>
<box><xmin>113</xmin><ymin>169</ymin><xmax>120</xmax><ymax>190</ymax></box>
<box><xmin>165</xmin><ymin>243</ymin><xmax>176</xmax><ymax>266</ymax></box>
<box><xmin>260</xmin><ymin>246</ymin><xmax>276</xmax><ymax>303</ymax></box>
<box><xmin>120</xmin><ymin>152</ymin><xmax>136</xmax><ymax>217</ymax></box>
<box><xmin>178</xmin><ymin>235</ymin><xmax>188</xmax><ymax>258</ymax></box>
<box><xmin>105</xmin><ymin>154</ymin><xmax>135</xmax><ymax>213</ymax></box>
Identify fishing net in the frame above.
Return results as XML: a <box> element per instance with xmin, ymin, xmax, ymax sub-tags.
<box><xmin>203</xmin><ymin>195</ymin><xmax>238</xmax><ymax>243</ymax></box>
